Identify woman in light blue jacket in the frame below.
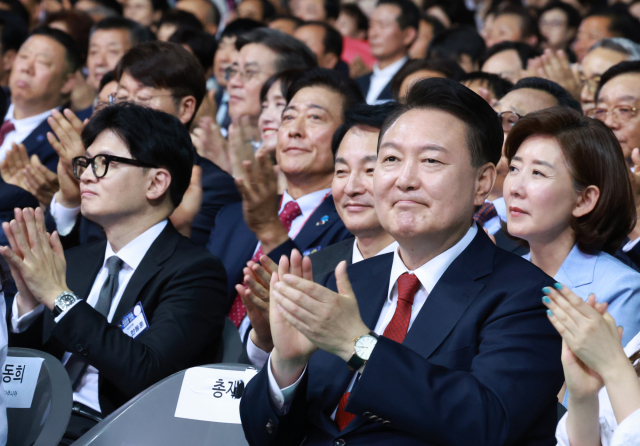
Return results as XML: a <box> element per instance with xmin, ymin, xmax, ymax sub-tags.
<box><xmin>503</xmin><ymin>106</ymin><xmax>640</xmax><ymax>346</ymax></box>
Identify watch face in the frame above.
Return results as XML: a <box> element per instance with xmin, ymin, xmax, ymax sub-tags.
<box><xmin>57</xmin><ymin>293</ymin><xmax>77</xmax><ymax>309</ymax></box>
<box><xmin>355</xmin><ymin>335</ymin><xmax>377</xmax><ymax>361</ymax></box>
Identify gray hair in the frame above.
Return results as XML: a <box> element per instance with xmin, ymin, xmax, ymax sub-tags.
<box><xmin>588</xmin><ymin>38</ymin><xmax>640</xmax><ymax>61</ymax></box>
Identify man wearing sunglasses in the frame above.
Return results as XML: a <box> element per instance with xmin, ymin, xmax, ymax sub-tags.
<box><xmin>6</xmin><ymin>103</ymin><xmax>228</xmax><ymax>443</ymax></box>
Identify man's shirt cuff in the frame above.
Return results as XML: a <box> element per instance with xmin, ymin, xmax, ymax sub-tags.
<box><xmin>11</xmin><ymin>295</ymin><xmax>43</xmax><ymax>333</ymax></box>
<box><xmin>266</xmin><ymin>353</ymin><xmax>307</xmax><ymax>414</ymax></box>
<box><xmin>246</xmin><ymin>331</ymin><xmax>270</xmax><ymax>368</ymax></box>
<box><xmin>50</xmin><ymin>193</ymin><xmax>80</xmax><ymax>236</ymax></box>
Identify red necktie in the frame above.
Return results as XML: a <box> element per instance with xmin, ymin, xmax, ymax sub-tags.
<box><xmin>0</xmin><ymin>121</ymin><xmax>15</xmax><ymax>146</ymax></box>
<box><xmin>228</xmin><ymin>200</ymin><xmax>302</xmax><ymax>327</ymax></box>
<box><xmin>473</xmin><ymin>201</ymin><xmax>498</xmax><ymax>226</ymax></box>
<box><xmin>335</xmin><ymin>273</ymin><xmax>421</xmax><ymax>430</ymax></box>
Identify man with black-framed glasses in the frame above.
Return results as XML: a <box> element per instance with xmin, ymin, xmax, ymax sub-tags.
<box><xmin>5</xmin><ymin>103</ymin><xmax>228</xmax><ymax>443</ymax></box>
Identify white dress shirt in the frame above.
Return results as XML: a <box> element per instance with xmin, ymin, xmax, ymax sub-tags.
<box><xmin>10</xmin><ymin>220</ymin><xmax>167</xmax><ymax>412</ymax></box>
<box><xmin>49</xmin><ymin>192</ymin><xmax>81</xmax><ymax>236</ymax></box>
<box><xmin>267</xmin><ymin>224</ymin><xmax>478</xmax><ymax>413</ymax></box>
<box><xmin>238</xmin><ymin>188</ymin><xmax>332</xmax><ymax>341</ymax></box>
<box><xmin>556</xmin><ymin>329</ymin><xmax>640</xmax><ymax>446</ymax></box>
<box><xmin>0</xmin><ymin>104</ymin><xmax>52</xmax><ymax>161</ymax></box>
<box><xmin>246</xmin><ymin>239</ymin><xmax>399</xmax><ymax>367</ymax></box>
<box><xmin>365</xmin><ymin>56</ymin><xmax>408</xmax><ymax>105</ymax></box>
<box><xmin>483</xmin><ymin>197</ymin><xmax>506</xmax><ymax>235</ymax></box>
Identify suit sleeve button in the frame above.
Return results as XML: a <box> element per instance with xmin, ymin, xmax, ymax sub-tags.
<box><xmin>76</xmin><ymin>344</ymin><xmax>83</xmax><ymax>352</ymax></box>
<box><xmin>381</xmin><ymin>420</ymin><xmax>391</xmax><ymax>426</ymax></box>
<box><xmin>363</xmin><ymin>411</ymin><xmax>372</xmax><ymax>417</ymax></box>
<box><xmin>266</xmin><ymin>419</ymin><xmax>274</xmax><ymax>434</ymax></box>
<box><xmin>333</xmin><ymin>440</ymin><xmax>346</xmax><ymax>446</ymax></box>
<box><xmin>368</xmin><ymin>415</ymin><xmax>379</xmax><ymax>421</ymax></box>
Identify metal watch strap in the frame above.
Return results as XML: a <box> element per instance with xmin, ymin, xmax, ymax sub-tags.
<box><xmin>346</xmin><ymin>331</ymin><xmax>378</xmax><ymax>372</ymax></box>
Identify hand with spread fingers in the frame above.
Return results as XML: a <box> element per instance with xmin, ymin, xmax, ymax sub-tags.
<box><xmin>237</xmin><ymin>255</ymin><xmax>279</xmax><ymax>352</ymax></box>
<box><xmin>543</xmin><ymin>283</ymin><xmax>640</xmax><ymax>430</ymax></box>
<box><xmin>0</xmin><ymin>207</ymin><xmax>68</xmax><ymax>311</ymax></box>
<box><xmin>270</xmin><ymin>250</ymin><xmax>369</xmax><ymax>387</ymax></box>
<box><xmin>191</xmin><ymin>116</ymin><xmax>232</xmax><ymax>174</ymax></box>
<box><xmin>0</xmin><ymin>142</ymin><xmax>30</xmax><ymax>190</ymax></box>
<box><xmin>235</xmin><ymin>152</ymin><xmax>286</xmax><ymax>254</ymax></box>
<box><xmin>526</xmin><ymin>50</ymin><xmax>581</xmax><ymax>100</ymax></box>
<box><xmin>228</xmin><ymin>116</ymin><xmax>260</xmax><ymax>180</ymax></box>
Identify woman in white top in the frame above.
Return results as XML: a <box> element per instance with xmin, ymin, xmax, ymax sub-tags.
<box><xmin>541</xmin><ymin>283</ymin><xmax>640</xmax><ymax>446</ymax></box>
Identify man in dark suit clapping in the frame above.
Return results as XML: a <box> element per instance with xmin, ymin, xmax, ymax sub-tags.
<box><xmin>4</xmin><ymin>103</ymin><xmax>228</xmax><ymax>443</ymax></box>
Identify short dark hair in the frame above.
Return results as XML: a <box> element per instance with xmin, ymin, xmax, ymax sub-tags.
<box><xmin>268</xmin><ymin>14</ymin><xmax>303</xmax><ymax>30</ymax></box>
<box><xmin>460</xmin><ymin>71</ymin><xmax>513</xmax><ymax>100</ymax></box>
<box><xmin>41</xmin><ymin>10</ymin><xmax>94</xmax><ymax>63</ymax></box>
<box><xmin>91</xmin><ymin>17</ymin><xmax>156</xmax><ymax>46</ymax></box>
<box><xmin>423</xmin><ymin>13</ymin><xmax>445</xmax><ymax>38</ymax></box>
<box><xmin>236</xmin><ymin>28</ymin><xmax>318</xmax><ymax>70</ymax></box>
<box><xmin>84</xmin><ymin>0</ymin><xmax>123</xmax><ymax>16</ymax></box>
<box><xmin>82</xmin><ymin>102</ymin><xmax>195</xmax><ymax>209</ymax></box>
<box><xmin>30</xmin><ymin>27</ymin><xmax>82</xmax><ymax>73</ymax></box>
<box><xmin>259</xmin><ymin>68</ymin><xmax>305</xmax><ymax>103</ymax></box>
<box><xmin>376</xmin><ymin>0</ymin><xmax>420</xmax><ymax>31</ymax></box>
<box><xmin>538</xmin><ymin>1</ymin><xmax>581</xmax><ymax>30</ymax></box>
<box><xmin>158</xmin><ymin>9</ymin><xmax>203</xmax><ymax>32</ymax></box>
<box><xmin>299</xmin><ymin>21</ymin><xmax>343</xmax><ymax>57</ymax></box>
<box><xmin>391</xmin><ymin>59</ymin><xmax>466</xmax><ymax>100</ymax></box>
<box><xmin>494</xmin><ymin>5</ymin><xmax>539</xmax><ymax>42</ymax></box>
<box><xmin>114</xmin><ymin>41</ymin><xmax>206</xmax><ymax>127</ymax></box>
<box><xmin>596</xmin><ymin>60</ymin><xmax>640</xmax><ymax>102</ymax></box>
<box><xmin>331</xmin><ymin>102</ymin><xmax>399</xmax><ymax>156</ymax></box>
<box><xmin>323</xmin><ymin>0</ymin><xmax>340</xmax><ymax>21</ymax></box>
<box><xmin>379</xmin><ymin>78</ymin><xmax>504</xmax><ymax>167</ymax></box>
<box><xmin>427</xmin><ymin>26</ymin><xmax>486</xmax><ymax>68</ymax></box>
<box><xmin>589</xmin><ymin>7</ymin><xmax>640</xmax><ymax>44</ymax></box>
<box><xmin>504</xmin><ymin>106</ymin><xmax>636</xmax><ymax>255</ymax></box>
<box><xmin>425</xmin><ymin>0</ymin><xmax>475</xmax><ymax>27</ymax></box>
<box><xmin>482</xmin><ymin>41</ymin><xmax>542</xmax><ymax>69</ymax></box>
<box><xmin>340</xmin><ymin>4</ymin><xmax>368</xmax><ymax>35</ymax></box>
<box><xmin>169</xmin><ymin>27</ymin><xmax>217</xmax><ymax>72</ymax></box>
<box><xmin>513</xmin><ymin>77</ymin><xmax>582</xmax><ymax>112</ymax></box>
<box><xmin>0</xmin><ymin>11</ymin><xmax>28</xmax><ymax>54</ymax></box>
<box><xmin>286</xmin><ymin>67</ymin><xmax>365</xmax><ymax>120</ymax></box>
<box><xmin>221</xmin><ymin>17</ymin><xmax>264</xmax><ymax>39</ymax></box>
<box><xmin>0</xmin><ymin>0</ymin><xmax>30</xmax><ymax>26</ymax></box>
<box><xmin>99</xmin><ymin>70</ymin><xmax>116</xmax><ymax>92</ymax></box>
<box><xmin>150</xmin><ymin>0</ymin><xmax>169</xmax><ymax>12</ymax></box>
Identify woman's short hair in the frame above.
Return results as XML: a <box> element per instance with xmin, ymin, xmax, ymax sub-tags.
<box><xmin>504</xmin><ymin>106</ymin><xmax>636</xmax><ymax>255</ymax></box>
<box><xmin>259</xmin><ymin>68</ymin><xmax>305</xmax><ymax>104</ymax></box>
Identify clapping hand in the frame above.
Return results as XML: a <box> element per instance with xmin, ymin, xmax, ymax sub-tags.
<box><xmin>0</xmin><ymin>207</ymin><xmax>68</xmax><ymax>310</ymax></box>
<box><xmin>525</xmin><ymin>50</ymin><xmax>581</xmax><ymax>100</ymax></box>
<box><xmin>170</xmin><ymin>165</ymin><xmax>203</xmax><ymax>238</ymax></box>
<box><xmin>191</xmin><ymin>116</ymin><xmax>232</xmax><ymax>174</ymax></box>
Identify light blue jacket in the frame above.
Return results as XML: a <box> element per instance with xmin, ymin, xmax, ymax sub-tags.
<box><xmin>545</xmin><ymin>244</ymin><xmax>640</xmax><ymax>346</ymax></box>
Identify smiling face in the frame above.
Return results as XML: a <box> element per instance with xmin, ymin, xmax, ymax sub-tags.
<box><xmin>258</xmin><ymin>80</ymin><xmax>286</xmax><ymax>154</ymax></box>
<box><xmin>333</xmin><ymin>125</ymin><xmax>381</xmax><ymax>236</ymax></box>
<box><xmin>504</xmin><ymin>135</ymin><xmax>581</xmax><ymax>245</ymax></box>
<box><xmin>374</xmin><ymin>108</ymin><xmax>490</xmax><ymax>246</ymax></box>
<box><xmin>276</xmin><ymin>85</ymin><xmax>344</xmax><ymax>182</ymax></box>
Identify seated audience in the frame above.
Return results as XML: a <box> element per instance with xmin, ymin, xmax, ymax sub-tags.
<box><xmin>268</xmin><ymin>15</ymin><xmax>302</xmax><ymax>36</ymax></box>
<box><xmin>123</xmin><ymin>0</ymin><xmax>168</xmax><ymax>29</ymax></box>
<box><xmin>482</xmin><ymin>41</ymin><xmax>542</xmax><ymax>84</ymax></box>
<box><xmin>579</xmin><ymin>38</ymin><xmax>640</xmax><ymax>113</ymax></box>
<box><xmin>74</xmin><ymin>0</ymin><xmax>122</xmax><ymax>22</ymax></box>
<box><xmin>427</xmin><ymin>26</ymin><xmax>486</xmax><ymax>73</ymax></box>
<box><xmin>155</xmin><ymin>9</ymin><xmax>203</xmax><ymax>41</ymax></box>
<box><xmin>5</xmin><ymin>103</ymin><xmax>228</xmax><ymax>443</ymax></box>
<box><xmin>334</xmin><ymin>3</ymin><xmax>368</xmax><ymax>40</ymax></box>
<box><xmin>168</xmin><ymin>27</ymin><xmax>217</xmax><ymax>80</ymax></box>
<box><xmin>0</xmin><ymin>11</ymin><xmax>28</xmax><ymax>89</ymax></box>
<box><xmin>240</xmin><ymin>77</ymin><xmax>563</xmax><ymax>445</ymax></box>
<box><xmin>86</xmin><ymin>17</ymin><xmax>155</xmax><ymax>95</ymax></box>
<box><xmin>391</xmin><ymin>59</ymin><xmax>465</xmax><ymax>102</ymax></box>
<box><xmin>41</xmin><ymin>10</ymin><xmax>94</xmax><ymax>64</ymax></box>
<box><xmin>207</xmin><ymin>68</ymin><xmax>361</xmax><ymax>337</ymax></box>
<box><xmin>293</xmin><ymin>0</ymin><xmax>339</xmax><ymax>24</ymax></box>
<box><xmin>357</xmin><ymin>0</ymin><xmax>418</xmax><ymax>104</ymax></box>
<box><xmin>237</xmin><ymin>0</ymin><xmax>276</xmax><ymax>23</ymax></box>
<box><xmin>573</xmin><ymin>8</ymin><xmax>640</xmax><ymax>62</ymax></box>
<box><xmin>538</xmin><ymin>1</ymin><xmax>580</xmax><ymax>54</ymax></box>
<box><xmin>293</xmin><ymin>21</ymin><xmax>347</xmax><ymax>74</ymax></box>
<box><xmin>460</xmin><ymin>71</ymin><xmax>513</xmax><ymax>105</ymax></box>
<box><xmin>175</xmin><ymin>0</ymin><xmax>220</xmax><ymax>36</ymax></box>
<box><xmin>408</xmin><ymin>13</ymin><xmax>444</xmax><ymax>60</ymax></box>
<box><xmin>482</xmin><ymin>5</ymin><xmax>539</xmax><ymax>48</ymax></box>
<box><xmin>504</xmin><ymin>106</ymin><xmax>640</xmax><ymax>346</ymax></box>
<box><xmin>543</xmin><ymin>286</ymin><xmax>640</xmax><ymax>446</ymax></box>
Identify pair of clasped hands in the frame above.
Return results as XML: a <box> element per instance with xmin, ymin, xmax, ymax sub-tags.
<box><xmin>236</xmin><ymin>250</ymin><xmax>371</xmax><ymax>387</ymax></box>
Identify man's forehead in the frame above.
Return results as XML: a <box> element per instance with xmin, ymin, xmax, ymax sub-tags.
<box><xmin>599</xmin><ymin>74</ymin><xmax>640</xmax><ymax>102</ymax></box>
<box><xmin>91</xmin><ymin>28</ymin><xmax>130</xmax><ymax>45</ymax></box>
<box><xmin>239</xmin><ymin>43</ymin><xmax>278</xmax><ymax>66</ymax></box>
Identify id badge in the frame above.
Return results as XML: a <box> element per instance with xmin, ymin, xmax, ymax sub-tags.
<box><xmin>117</xmin><ymin>302</ymin><xmax>149</xmax><ymax>339</ymax></box>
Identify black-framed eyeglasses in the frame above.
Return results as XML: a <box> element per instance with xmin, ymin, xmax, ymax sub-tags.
<box><xmin>497</xmin><ymin>111</ymin><xmax>522</xmax><ymax>133</ymax></box>
<box><xmin>72</xmin><ymin>155</ymin><xmax>158</xmax><ymax>180</ymax></box>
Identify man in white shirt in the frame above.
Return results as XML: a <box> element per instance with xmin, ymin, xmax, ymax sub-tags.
<box><xmin>3</xmin><ymin>103</ymin><xmax>228</xmax><ymax>443</ymax></box>
<box><xmin>355</xmin><ymin>0</ymin><xmax>418</xmax><ymax>105</ymax></box>
<box><xmin>239</xmin><ymin>77</ymin><xmax>564</xmax><ymax>445</ymax></box>
<box><xmin>207</xmin><ymin>68</ymin><xmax>362</xmax><ymax>340</ymax></box>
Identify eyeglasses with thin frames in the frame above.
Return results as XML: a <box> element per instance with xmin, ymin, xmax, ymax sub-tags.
<box><xmin>72</xmin><ymin>154</ymin><xmax>158</xmax><ymax>180</ymax></box>
<box><xmin>497</xmin><ymin>111</ymin><xmax>522</xmax><ymax>133</ymax></box>
<box><xmin>108</xmin><ymin>93</ymin><xmax>174</xmax><ymax>106</ymax></box>
<box><xmin>586</xmin><ymin>105</ymin><xmax>638</xmax><ymax>124</ymax></box>
<box><xmin>224</xmin><ymin>66</ymin><xmax>262</xmax><ymax>82</ymax></box>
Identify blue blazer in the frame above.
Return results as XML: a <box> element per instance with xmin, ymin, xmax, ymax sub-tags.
<box><xmin>554</xmin><ymin>244</ymin><xmax>640</xmax><ymax>346</ymax></box>
<box><xmin>240</xmin><ymin>230</ymin><xmax>564</xmax><ymax>446</ymax></box>
<box><xmin>207</xmin><ymin>195</ymin><xmax>352</xmax><ymax>307</ymax></box>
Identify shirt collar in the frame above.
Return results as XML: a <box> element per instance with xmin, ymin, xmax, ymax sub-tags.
<box><xmin>387</xmin><ymin>224</ymin><xmax>478</xmax><ymax>302</ymax></box>
<box><xmin>372</xmin><ymin>56</ymin><xmax>408</xmax><ymax>76</ymax></box>
<box><xmin>5</xmin><ymin>103</ymin><xmax>54</xmax><ymax>129</ymax></box>
<box><xmin>104</xmin><ymin>220</ymin><xmax>168</xmax><ymax>271</ymax></box>
<box><xmin>280</xmin><ymin>188</ymin><xmax>332</xmax><ymax>219</ymax></box>
<box><xmin>492</xmin><ymin>196</ymin><xmax>507</xmax><ymax>221</ymax></box>
<box><xmin>352</xmin><ymin>239</ymin><xmax>398</xmax><ymax>264</ymax></box>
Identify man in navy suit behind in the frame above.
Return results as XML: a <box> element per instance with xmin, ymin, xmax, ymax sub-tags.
<box><xmin>240</xmin><ymin>78</ymin><xmax>564</xmax><ymax>445</ymax></box>
<box><xmin>207</xmin><ymin>68</ymin><xmax>361</xmax><ymax>340</ymax></box>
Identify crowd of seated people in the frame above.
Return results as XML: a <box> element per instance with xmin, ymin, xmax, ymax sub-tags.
<box><xmin>0</xmin><ymin>0</ymin><xmax>639</xmax><ymax>444</ymax></box>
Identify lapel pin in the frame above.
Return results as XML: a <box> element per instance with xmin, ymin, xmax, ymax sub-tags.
<box><xmin>316</xmin><ymin>215</ymin><xmax>329</xmax><ymax>226</ymax></box>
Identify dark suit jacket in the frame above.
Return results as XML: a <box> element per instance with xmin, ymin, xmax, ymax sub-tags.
<box><xmin>615</xmin><ymin>237</ymin><xmax>640</xmax><ymax>273</ymax></box>
<box><xmin>207</xmin><ymin>195</ymin><xmax>352</xmax><ymax>307</ymax></box>
<box><xmin>309</xmin><ymin>237</ymin><xmax>354</xmax><ymax>283</ymax></box>
<box><xmin>0</xmin><ymin>105</ymin><xmax>93</xmax><ymax>241</ymax></box>
<box><xmin>240</xmin><ymin>230</ymin><xmax>564</xmax><ymax>446</ymax></box>
<box><xmin>355</xmin><ymin>59</ymin><xmax>408</xmax><ymax>102</ymax></box>
<box><xmin>9</xmin><ymin>221</ymin><xmax>228</xmax><ymax>415</ymax></box>
<box><xmin>494</xmin><ymin>227</ymin><xmax>529</xmax><ymax>256</ymax></box>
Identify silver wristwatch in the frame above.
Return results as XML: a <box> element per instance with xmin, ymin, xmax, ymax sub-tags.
<box><xmin>52</xmin><ymin>291</ymin><xmax>79</xmax><ymax>317</ymax></box>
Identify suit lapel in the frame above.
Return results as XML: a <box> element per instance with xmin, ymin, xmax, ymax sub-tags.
<box><xmin>293</xmin><ymin>197</ymin><xmax>342</xmax><ymax>252</ymax></box>
<box><xmin>112</xmin><ymin>223</ymin><xmax>180</xmax><ymax>323</ymax></box>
